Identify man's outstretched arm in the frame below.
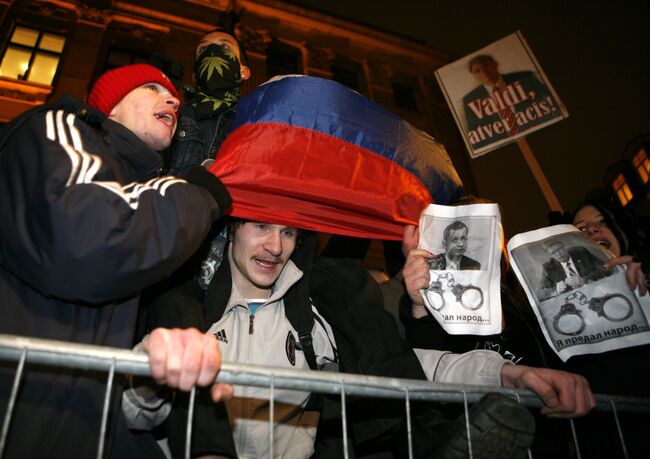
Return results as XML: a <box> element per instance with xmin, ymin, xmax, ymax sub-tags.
<box><xmin>501</xmin><ymin>364</ymin><xmax>595</xmax><ymax>417</ymax></box>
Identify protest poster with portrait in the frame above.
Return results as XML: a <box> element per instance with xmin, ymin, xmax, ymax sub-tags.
<box><xmin>418</xmin><ymin>203</ymin><xmax>503</xmax><ymax>335</ymax></box>
<box><xmin>435</xmin><ymin>31</ymin><xmax>568</xmax><ymax>158</ymax></box>
<box><xmin>508</xmin><ymin>225</ymin><xmax>650</xmax><ymax>362</ymax></box>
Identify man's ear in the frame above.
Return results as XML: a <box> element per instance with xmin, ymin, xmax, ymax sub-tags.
<box><xmin>108</xmin><ymin>105</ymin><xmax>118</xmax><ymax>119</ymax></box>
<box><xmin>240</xmin><ymin>65</ymin><xmax>251</xmax><ymax>81</ymax></box>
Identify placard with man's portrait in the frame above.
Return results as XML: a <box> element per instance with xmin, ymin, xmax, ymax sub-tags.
<box><xmin>435</xmin><ymin>31</ymin><xmax>568</xmax><ymax>158</ymax></box>
<box><xmin>508</xmin><ymin>225</ymin><xmax>650</xmax><ymax>361</ymax></box>
<box><xmin>418</xmin><ymin>203</ymin><xmax>503</xmax><ymax>335</ymax></box>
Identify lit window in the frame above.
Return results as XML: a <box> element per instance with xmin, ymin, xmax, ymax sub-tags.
<box><xmin>612</xmin><ymin>173</ymin><xmax>633</xmax><ymax>206</ymax></box>
<box><xmin>0</xmin><ymin>26</ymin><xmax>65</xmax><ymax>86</ymax></box>
<box><xmin>632</xmin><ymin>148</ymin><xmax>650</xmax><ymax>184</ymax></box>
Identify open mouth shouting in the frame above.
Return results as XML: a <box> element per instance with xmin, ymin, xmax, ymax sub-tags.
<box><xmin>254</xmin><ymin>257</ymin><xmax>282</xmax><ymax>273</ymax></box>
<box><xmin>592</xmin><ymin>238</ymin><xmax>612</xmax><ymax>250</ymax></box>
<box><xmin>154</xmin><ymin>110</ymin><xmax>176</xmax><ymax>131</ymax></box>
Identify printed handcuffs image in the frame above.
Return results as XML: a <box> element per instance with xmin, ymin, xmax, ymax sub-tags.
<box><xmin>588</xmin><ymin>293</ymin><xmax>633</xmax><ymax>322</ymax></box>
<box><xmin>424</xmin><ymin>273</ymin><xmax>484</xmax><ymax>311</ymax></box>
<box><xmin>552</xmin><ymin>291</ymin><xmax>634</xmax><ymax>336</ymax></box>
<box><xmin>552</xmin><ymin>302</ymin><xmax>585</xmax><ymax>336</ymax></box>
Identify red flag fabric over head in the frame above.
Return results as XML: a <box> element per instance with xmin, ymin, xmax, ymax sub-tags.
<box><xmin>208</xmin><ymin>75</ymin><xmax>463</xmax><ymax>240</ymax></box>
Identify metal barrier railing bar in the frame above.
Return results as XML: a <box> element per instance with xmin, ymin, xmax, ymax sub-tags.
<box><xmin>404</xmin><ymin>388</ymin><xmax>413</xmax><ymax>459</ymax></box>
<box><xmin>0</xmin><ymin>349</ymin><xmax>25</xmax><ymax>459</ymax></box>
<box><xmin>1</xmin><ymin>334</ymin><xmax>648</xmax><ymax>459</ymax></box>
<box><xmin>569</xmin><ymin>419</ymin><xmax>582</xmax><ymax>459</ymax></box>
<box><xmin>185</xmin><ymin>386</ymin><xmax>196</xmax><ymax>459</ymax></box>
<box><xmin>97</xmin><ymin>359</ymin><xmax>116</xmax><ymax>459</ymax></box>
<box><xmin>462</xmin><ymin>392</ymin><xmax>474</xmax><ymax>459</ymax></box>
<box><xmin>609</xmin><ymin>398</ymin><xmax>628</xmax><ymax>458</ymax></box>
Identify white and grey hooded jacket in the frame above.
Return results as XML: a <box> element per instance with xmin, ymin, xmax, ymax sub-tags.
<box><xmin>123</xmin><ymin>260</ymin><xmax>508</xmax><ymax>459</ymax></box>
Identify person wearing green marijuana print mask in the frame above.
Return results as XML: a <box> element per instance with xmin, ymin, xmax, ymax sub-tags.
<box><xmin>137</xmin><ymin>30</ymin><xmax>252</xmax><ymax>457</ymax></box>
<box><xmin>166</xmin><ymin>28</ymin><xmax>251</xmax><ymax>176</ymax></box>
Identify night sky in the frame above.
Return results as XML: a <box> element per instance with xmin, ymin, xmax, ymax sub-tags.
<box><xmin>286</xmin><ymin>0</ymin><xmax>650</xmax><ymax>235</ymax></box>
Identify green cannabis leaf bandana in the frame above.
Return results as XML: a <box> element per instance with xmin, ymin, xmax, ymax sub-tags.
<box><xmin>191</xmin><ymin>44</ymin><xmax>241</xmax><ymax>119</ymax></box>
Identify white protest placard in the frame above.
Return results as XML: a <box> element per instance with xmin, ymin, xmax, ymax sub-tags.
<box><xmin>435</xmin><ymin>31</ymin><xmax>568</xmax><ymax>158</ymax></box>
<box><xmin>508</xmin><ymin>225</ymin><xmax>650</xmax><ymax>362</ymax></box>
<box><xmin>418</xmin><ymin>203</ymin><xmax>503</xmax><ymax>335</ymax></box>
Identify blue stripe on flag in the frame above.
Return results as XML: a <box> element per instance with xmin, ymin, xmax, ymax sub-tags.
<box><xmin>232</xmin><ymin>75</ymin><xmax>463</xmax><ymax>203</ymax></box>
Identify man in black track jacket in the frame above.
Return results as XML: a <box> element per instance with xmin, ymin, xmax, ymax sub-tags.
<box><xmin>0</xmin><ymin>63</ymin><xmax>233</xmax><ymax>459</ymax></box>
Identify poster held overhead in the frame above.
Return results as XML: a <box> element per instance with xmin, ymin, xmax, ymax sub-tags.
<box><xmin>435</xmin><ymin>31</ymin><xmax>568</xmax><ymax>158</ymax></box>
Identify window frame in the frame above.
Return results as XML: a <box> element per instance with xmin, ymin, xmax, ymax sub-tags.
<box><xmin>265</xmin><ymin>38</ymin><xmax>303</xmax><ymax>79</ymax></box>
<box><xmin>0</xmin><ymin>25</ymin><xmax>66</xmax><ymax>86</ymax></box>
<box><xmin>102</xmin><ymin>46</ymin><xmax>151</xmax><ymax>73</ymax></box>
<box><xmin>632</xmin><ymin>148</ymin><xmax>650</xmax><ymax>184</ymax></box>
<box><xmin>331</xmin><ymin>65</ymin><xmax>361</xmax><ymax>91</ymax></box>
<box><xmin>612</xmin><ymin>173</ymin><xmax>633</xmax><ymax>207</ymax></box>
<box><xmin>391</xmin><ymin>80</ymin><xmax>418</xmax><ymax>111</ymax></box>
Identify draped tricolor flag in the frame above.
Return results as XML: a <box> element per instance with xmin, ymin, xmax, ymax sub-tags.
<box><xmin>209</xmin><ymin>75</ymin><xmax>462</xmax><ymax>240</ymax></box>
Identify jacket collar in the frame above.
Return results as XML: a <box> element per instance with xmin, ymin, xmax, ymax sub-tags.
<box><xmin>53</xmin><ymin>95</ymin><xmax>164</xmax><ymax>180</ymax></box>
<box><xmin>101</xmin><ymin>117</ymin><xmax>164</xmax><ymax>181</ymax></box>
<box><xmin>225</xmin><ymin>260</ymin><xmax>304</xmax><ymax>313</ymax></box>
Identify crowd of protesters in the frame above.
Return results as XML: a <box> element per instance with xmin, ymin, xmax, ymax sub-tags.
<box><xmin>1</xmin><ymin>23</ymin><xmax>648</xmax><ymax>459</ymax></box>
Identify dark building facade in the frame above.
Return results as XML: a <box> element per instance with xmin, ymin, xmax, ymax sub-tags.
<box><xmin>547</xmin><ymin>131</ymin><xmax>650</xmax><ymax>235</ymax></box>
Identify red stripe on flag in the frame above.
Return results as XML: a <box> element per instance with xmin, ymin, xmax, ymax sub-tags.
<box><xmin>209</xmin><ymin>122</ymin><xmax>433</xmax><ymax>239</ymax></box>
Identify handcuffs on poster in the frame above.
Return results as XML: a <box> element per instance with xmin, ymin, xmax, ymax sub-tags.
<box><xmin>425</xmin><ymin>272</ymin><xmax>484</xmax><ymax>311</ymax></box>
<box><xmin>552</xmin><ymin>290</ymin><xmax>634</xmax><ymax>336</ymax></box>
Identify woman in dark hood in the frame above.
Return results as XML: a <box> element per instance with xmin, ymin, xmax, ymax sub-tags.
<box><xmin>572</xmin><ymin>201</ymin><xmax>648</xmax><ymax>295</ymax></box>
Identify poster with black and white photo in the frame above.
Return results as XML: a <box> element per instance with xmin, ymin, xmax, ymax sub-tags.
<box><xmin>508</xmin><ymin>224</ymin><xmax>650</xmax><ymax>362</ymax></box>
<box><xmin>418</xmin><ymin>203</ymin><xmax>503</xmax><ymax>335</ymax></box>
<box><xmin>434</xmin><ymin>31</ymin><xmax>568</xmax><ymax>158</ymax></box>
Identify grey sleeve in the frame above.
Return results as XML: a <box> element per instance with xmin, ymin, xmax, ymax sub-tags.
<box><xmin>121</xmin><ymin>383</ymin><xmax>174</xmax><ymax>430</ymax></box>
<box><xmin>413</xmin><ymin>348</ymin><xmax>506</xmax><ymax>386</ymax></box>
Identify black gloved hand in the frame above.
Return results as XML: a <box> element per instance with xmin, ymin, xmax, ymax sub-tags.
<box><xmin>182</xmin><ymin>166</ymin><xmax>232</xmax><ymax>215</ymax></box>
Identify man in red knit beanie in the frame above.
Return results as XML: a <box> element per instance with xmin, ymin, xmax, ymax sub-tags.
<box><xmin>0</xmin><ymin>63</ymin><xmax>233</xmax><ymax>459</ymax></box>
<box><xmin>88</xmin><ymin>63</ymin><xmax>181</xmax><ymax>151</ymax></box>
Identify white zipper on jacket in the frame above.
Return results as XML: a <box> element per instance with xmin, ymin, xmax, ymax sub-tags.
<box><xmin>237</xmin><ymin>305</ymin><xmax>253</xmax><ymax>456</ymax></box>
<box><xmin>237</xmin><ymin>301</ymin><xmax>263</xmax><ymax>457</ymax></box>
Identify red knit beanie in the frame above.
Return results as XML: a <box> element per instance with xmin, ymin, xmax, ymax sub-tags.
<box><xmin>88</xmin><ymin>64</ymin><xmax>180</xmax><ymax>115</ymax></box>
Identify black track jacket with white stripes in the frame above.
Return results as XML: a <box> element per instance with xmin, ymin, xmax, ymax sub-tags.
<box><xmin>0</xmin><ymin>96</ymin><xmax>226</xmax><ymax>458</ymax></box>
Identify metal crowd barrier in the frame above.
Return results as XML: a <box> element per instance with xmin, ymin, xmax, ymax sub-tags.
<box><xmin>1</xmin><ymin>334</ymin><xmax>649</xmax><ymax>459</ymax></box>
